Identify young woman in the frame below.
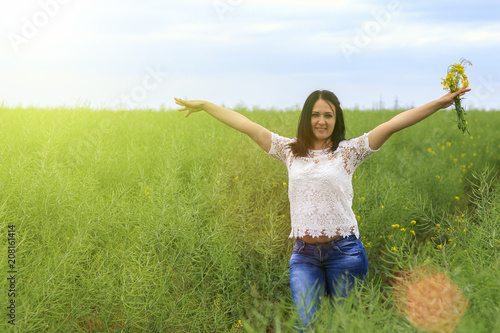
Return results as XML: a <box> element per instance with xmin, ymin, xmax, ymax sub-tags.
<box><xmin>174</xmin><ymin>87</ymin><xmax>470</xmax><ymax>330</ymax></box>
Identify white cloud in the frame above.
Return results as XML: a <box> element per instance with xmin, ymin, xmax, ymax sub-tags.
<box><xmin>1</xmin><ymin>0</ymin><xmax>499</xmax><ymax>110</ymax></box>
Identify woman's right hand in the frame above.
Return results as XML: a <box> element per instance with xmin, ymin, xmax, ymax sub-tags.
<box><xmin>174</xmin><ymin>98</ymin><xmax>205</xmax><ymax>118</ymax></box>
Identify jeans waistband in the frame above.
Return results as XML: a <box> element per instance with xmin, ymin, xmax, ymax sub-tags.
<box><xmin>295</xmin><ymin>233</ymin><xmax>357</xmax><ymax>249</ymax></box>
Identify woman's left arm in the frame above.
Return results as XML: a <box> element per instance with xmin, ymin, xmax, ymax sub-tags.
<box><xmin>368</xmin><ymin>87</ymin><xmax>471</xmax><ymax>150</ymax></box>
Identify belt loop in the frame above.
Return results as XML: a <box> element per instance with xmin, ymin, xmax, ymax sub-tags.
<box><xmin>296</xmin><ymin>238</ymin><xmax>305</xmax><ymax>252</ymax></box>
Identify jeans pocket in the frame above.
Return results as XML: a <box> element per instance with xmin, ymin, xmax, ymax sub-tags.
<box><xmin>335</xmin><ymin>240</ymin><xmax>362</xmax><ymax>256</ymax></box>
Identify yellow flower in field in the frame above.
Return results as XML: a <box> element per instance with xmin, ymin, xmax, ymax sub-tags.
<box><xmin>232</xmin><ymin>319</ymin><xmax>244</xmax><ymax>329</ymax></box>
<box><xmin>391</xmin><ymin>247</ymin><xmax>397</xmax><ymax>252</ymax></box>
<box><xmin>411</xmin><ymin>220</ymin><xmax>417</xmax><ymax>224</ymax></box>
<box><xmin>410</xmin><ymin>230</ymin><xmax>415</xmax><ymax>236</ymax></box>
<box><xmin>455</xmin><ymin>196</ymin><xmax>460</xmax><ymax>200</ymax></box>
<box><xmin>446</xmin><ymin>142</ymin><xmax>451</xmax><ymax>147</ymax></box>
<box><xmin>381</xmin><ymin>205</ymin><xmax>384</xmax><ymax>209</ymax></box>
<box><xmin>234</xmin><ymin>176</ymin><xmax>238</xmax><ymax>180</ymax></box>
<box><xmin>283</xmin><ymin>182</ymin><xmax>287</xmax><ymax>186</ymax></box>
<box><xmin>401</xmin><ymin>228</ymin><xmax>406</xmax><ymax>232</ymax></box>
<box><xmin>437</xmin><ymin>244</ymin><xmax>442</xmax><ymax>249</ymax></box>
<box><xmin>392</xmin><ymin>224</ymin><xmax>400</xmax><ymax>228</ymax></box>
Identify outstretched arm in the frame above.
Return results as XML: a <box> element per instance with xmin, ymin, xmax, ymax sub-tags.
<box><xmin>174</xmin><ymin>98</ymin><xmax>272</xmax><ymax>152</ymax></box>
<box><xmin>368</xmin><ymin>87</ymin><xmax>471</xmax><ymax>150</ymax></box>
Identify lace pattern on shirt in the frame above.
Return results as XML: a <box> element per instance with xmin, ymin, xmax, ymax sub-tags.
<box><xmin>267</xmin><ymin>132</ymin><xmax>378</xmax><ymax>239</ymax></box>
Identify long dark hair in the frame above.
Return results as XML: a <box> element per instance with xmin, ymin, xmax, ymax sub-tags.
<box><xmin>289</xmin><ymin>90</ymin><xmax>346</xmax><ymax>157</ymax></box>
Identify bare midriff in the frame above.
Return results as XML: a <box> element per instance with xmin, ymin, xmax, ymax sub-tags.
<box><xmin>299</xmin><ymin>234</ymin><xmax>341</xmax><ymax>244</ymax></box>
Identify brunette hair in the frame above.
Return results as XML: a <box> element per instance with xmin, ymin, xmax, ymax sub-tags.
<box><xmin>289</xmin><ymin>90</ymin><xmax>346</xmax><ymax>157</ymax></box>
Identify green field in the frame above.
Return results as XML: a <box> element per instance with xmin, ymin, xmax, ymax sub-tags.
<box><xmin>1</xmin><ymin>106</ymin><xmax>499</xmax><ymax>332</ymax></box>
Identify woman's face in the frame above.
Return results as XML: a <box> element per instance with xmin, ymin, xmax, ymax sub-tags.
<box><xmin>310</xmin><ymin>98</ymin><xmax>336</xmax><ymax>146</ymax></box>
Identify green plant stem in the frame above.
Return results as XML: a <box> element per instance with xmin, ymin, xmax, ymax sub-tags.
<box><xmin>453</xmin><ymin>96</ymin><xmax>469</xmax><ymax>135</ymax></box>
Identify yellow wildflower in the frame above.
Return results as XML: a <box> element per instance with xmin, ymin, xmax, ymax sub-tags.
<box><xmin>440</xmin><ymin>59</ymin><xmax>472</xmax><ymax>134</ymax></box>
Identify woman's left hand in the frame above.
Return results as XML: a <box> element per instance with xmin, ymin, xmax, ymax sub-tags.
<box><xmin>437</xmin><ymin>87</ymin><xmax>471</xmax><ymax>109</ymax></box>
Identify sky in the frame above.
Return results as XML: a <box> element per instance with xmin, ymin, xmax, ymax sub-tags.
<box><xmin>1</xmin><ymin>0</ymin><xmax>499</xmax><ymax>111</ymax></box>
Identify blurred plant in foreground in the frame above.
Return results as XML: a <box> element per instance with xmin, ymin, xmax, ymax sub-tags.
<box><xmin>393</xmin><ymin>265</ymin><xmax>469</xmax><ymax>333</ymax></box>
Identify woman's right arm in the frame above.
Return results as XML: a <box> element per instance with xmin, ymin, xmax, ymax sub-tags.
<box><xmin>174</xmin><ymin>98</ymin><xmax>272</xmax><ymax>153</ymax></box>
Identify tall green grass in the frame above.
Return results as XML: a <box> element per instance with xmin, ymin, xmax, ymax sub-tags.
<box><xmin>0</xmin><ymin>106</ymin><xmax>499</xmax><ymax>332</ymax></box>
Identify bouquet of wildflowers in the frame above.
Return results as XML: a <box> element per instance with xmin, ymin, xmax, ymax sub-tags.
<box><xmin>441</xmin><ymin>59</ymin><xmax>472</xmax><ymax>134</ymax></box>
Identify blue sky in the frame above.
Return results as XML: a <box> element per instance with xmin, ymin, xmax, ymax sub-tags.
<box><xmin>1</xmin><ymin>0</ymin><xmax>499</xmax><ymax>110</ymax></box>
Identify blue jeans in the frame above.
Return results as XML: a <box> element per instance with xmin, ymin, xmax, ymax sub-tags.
<box><xmin>289</xmin><ymin>234</ymin><xmax>368</xmax><ymax>330</ymax></box>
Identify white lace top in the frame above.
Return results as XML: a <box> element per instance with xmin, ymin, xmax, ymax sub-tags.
<box><xmin>266</xmin><ymin>132</ymin><xmax>378</xmax><ymax>239</ymax></box>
